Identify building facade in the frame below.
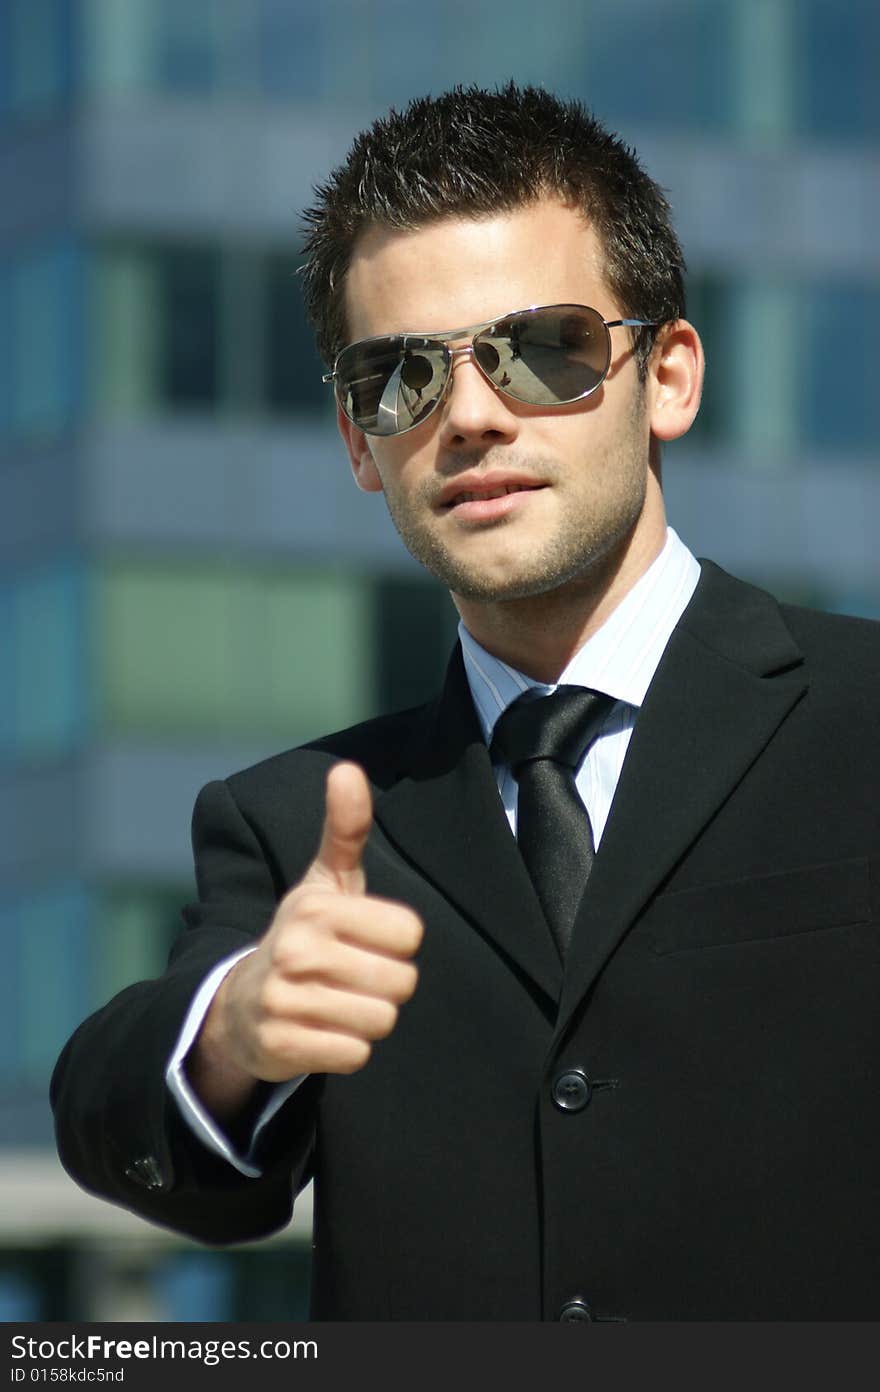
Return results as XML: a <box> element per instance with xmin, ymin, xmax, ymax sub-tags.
<box><xmin>1</xmin><ymin>0</ymin><xmax>878</xmax><ymax>1319</ymax></box>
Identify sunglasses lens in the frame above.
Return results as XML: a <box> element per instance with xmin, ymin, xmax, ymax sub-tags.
<box><xmin>333</xmin><ymin>307</ymin><xmax>615</xmax><ymax>435</ymax></box>
<box><xmin>476</xmin><ymin>306</ymin><xmax>611</xmax><ymax>405</ymax></box>
<box><xmin>334</xmin><ymin>338</ymin><xmax>447</xmax><ymax>436</ymax></box>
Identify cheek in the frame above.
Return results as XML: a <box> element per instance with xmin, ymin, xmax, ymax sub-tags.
<box><xmin>375</xmin><ymin>439</ymin><xmax>436</xmax><ymax>493</ymax></box>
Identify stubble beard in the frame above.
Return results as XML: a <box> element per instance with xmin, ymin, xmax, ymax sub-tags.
<box><xmin>378</xmin><ymin>430</ymin><xmax>650</xmax><ymax>605</ymax></box>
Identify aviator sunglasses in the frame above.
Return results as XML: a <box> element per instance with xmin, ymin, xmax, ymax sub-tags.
<box><xmin>323</xmin><ymin>303</ymin><xmax>658</xmax><ymax>437</ymax></box>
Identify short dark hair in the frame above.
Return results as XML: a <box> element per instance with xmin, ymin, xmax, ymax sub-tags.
<box><xmin>300</xmin><ymin>83</ymin><xmax>686</xmax><ymax>378</ymax></box>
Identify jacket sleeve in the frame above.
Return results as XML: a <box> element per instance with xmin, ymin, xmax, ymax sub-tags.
<box><xmin>50</xmin><ymin>777</ymin><xmax>319</xmax><ymax>1246</ymax></box>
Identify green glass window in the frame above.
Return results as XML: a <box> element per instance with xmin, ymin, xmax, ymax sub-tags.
<box><xmin>90</xmin><ymin>247</ymin><xmax>159</xmax><ymax>417</ymax></box>
<box><xmin>374</xmin><ymin>577</ymin><xmax>460</xmax><ymax>713</ymax></box>
<box><xmin>93</xmin><ymin>886</ymin><xmax>187</xmax><ymax>1005</ymax></box>
<box><xmin>91</xmin><ymin>242</ymin><xmax>331</xmax><ymax>420</ymax></box>
<box><xmin>98</xmin><ymin>563</ymin><xmax>375</xmax><ymax>740</ymax></box>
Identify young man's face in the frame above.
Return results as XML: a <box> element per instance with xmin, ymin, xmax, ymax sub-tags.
<box><xmin>337</xmin><ymin>197</ymin><xmax>670</xmax><ymax>609</ymax></box>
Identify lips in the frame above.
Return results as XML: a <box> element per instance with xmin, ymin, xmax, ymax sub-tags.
<box><xmin>439</xmin><ymin>477</ymin><xmax>545</xmax><ymax>509</ymax></box>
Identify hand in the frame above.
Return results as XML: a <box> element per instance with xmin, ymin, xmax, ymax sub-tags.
<box><xmin>188</xmin><ymin>763</ymin><xmax>423</xmax><ymax>1118</ymax></box>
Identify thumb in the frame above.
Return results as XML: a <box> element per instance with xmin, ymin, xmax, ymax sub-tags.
<box><xmin>308</xmin><ymin>762</ymin><xmax>373</xmax><ymax>893</ymax></box>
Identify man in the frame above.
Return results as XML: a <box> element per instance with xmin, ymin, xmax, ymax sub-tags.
<box><xmin>52</xmin><ymin>85</ymin><xmax>880</xmax><ymax>1321</ymax></box>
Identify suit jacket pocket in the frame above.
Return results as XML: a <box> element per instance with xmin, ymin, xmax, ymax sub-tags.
<box><xmin>650</xmin><ymin>856</ymin><xmax>871</xmax><ymax>955</ymax></box>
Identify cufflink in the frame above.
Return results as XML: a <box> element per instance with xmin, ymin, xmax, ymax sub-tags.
<box><xmin>124</xmin><ymin>1155</ymin><xmax>166</xmax><ymax>1191</ymax></box>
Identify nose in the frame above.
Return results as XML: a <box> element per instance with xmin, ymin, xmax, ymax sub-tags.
<box><xmin>436</xmin><ymin>346</ymin><xmax>520</xmax><ymax>451</ymax></box>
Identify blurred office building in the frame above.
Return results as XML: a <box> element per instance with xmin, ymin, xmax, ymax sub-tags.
<box><xmin>1</xmin><ymin>0</ymin><xmax>878</xmax><ymax>1320</ymax></box>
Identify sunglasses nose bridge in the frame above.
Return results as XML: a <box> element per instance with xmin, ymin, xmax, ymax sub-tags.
<box><xmin>446</xmin><ymin>341</ymin><xmax>500</xmax><ymax>394</ymax></box>
<box><xmin>448</xmin><ymin>343</ymin><xmax>477</xmax><ymax>364</ymax></box>
<box><xmin>421</xmin><ymin>342</ymin><xmax>475</xmax><ymax>412</ymax></box>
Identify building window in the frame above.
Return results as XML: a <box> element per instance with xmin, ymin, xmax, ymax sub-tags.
<box><xmin>90</xmin><ymin>246</ymin><xmax>158</xmax><ymax>417</ymax></box>
<box><xmin>5</xmin><ymin>884</ymin><xmax>94</xmax><ymax>1086</ymax></box>
<box><xmin>265</xmin><ymin>253</ymin><xmax>328</xmax><ymax>414</ymax></box>
<box><xmin>158</xmin><ymin>245</ymin><xmax>221</xmax><ymax>408</ymax></box>
<box><xmin>684</xmin><ymin>274</ymin><xmax>734</xmax><ymax>448</ymax></box>
<box><xmin>258</xmin><ymin>0</ymin><xmax>323</xmax><ymax>102</ymax></box>
<box><xmin>91</xmin><ymin>241</ymin><xmax>221</xmax><ymax>415</ymax></box>
<box><xmin>729</xmin><ymin>279</ymin><xmax>799</xmax><ymax>461</ymax></box>
<box><xmin>0</xmin><ymin>564</ymin><xmax>87</xmax><ymax>760</ymax></box>
<box><xmin>796</xmin><ymin>0</ymin><xmax>880</xmax><ymax>141</ymax></box>
<box><xmin>6</xmin><ymin>241</ymin><xmax>84</xmax><ymax>443</ymax></box>
<box><xmin>94</xmin><ymin>886</ymin><xmax>188</xmax><ymax>1006</ymax></box>
<box><xmin>92</xmin><ymin>242</ymin><xmax>331</xmax><ymax>421</ymax></box>
<box><xmin>1</xmin><ymin>0</ymin><xmax>73</xmax><ymax>119</ymax></box>
<box><xmin>575</xmin><ymin>0</ymin><xmax>734</xmax><ymax>133</ymax></box>
<box><xmin>98</xmin><ymin>562</ymin><xmax>376</xmax><ymax>741</ymax></box>
<box><xmin>800</xmin><ymin>282</ymin><xmax>880</xmax><ymax>451</ymax></box>
<box><xmin>374</xmin><ymin>577</ymin><xmax>460</xmax><ymax>714</ymax></box>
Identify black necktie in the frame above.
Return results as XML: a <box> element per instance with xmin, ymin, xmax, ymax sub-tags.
<box><xmin>489</xmin><ymin>686</ymin><xmax>613</xmax><ymax>958</ymax></box>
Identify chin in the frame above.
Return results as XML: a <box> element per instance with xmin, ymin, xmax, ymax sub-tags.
<box><xmin>447</xmin><ymin>568</ymin><xmax>577</xmax><ymax>603</ymax></box>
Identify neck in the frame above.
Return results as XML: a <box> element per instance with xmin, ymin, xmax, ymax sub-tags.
<box><xmin>454</xmin><ymin>520</ymin><xmax>667</xmax><ymax>684</ymax></box>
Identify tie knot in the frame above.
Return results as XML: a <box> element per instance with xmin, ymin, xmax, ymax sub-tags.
<box><xmin>489</xmin><ymin>686</ymin><xmax>613</xmax><ymax>775</ymax></box>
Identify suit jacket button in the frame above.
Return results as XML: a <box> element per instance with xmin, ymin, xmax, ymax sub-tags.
<box><xmin>125</xmin><ymin>1155</ymin><xmax>166</xmax><ymax>1191</ymax></box>
<box><xmin>558</xmin><ymin>1298</ymin><xmax>593</xmax><ymax>1322</ymax></box>
<box><xmin>551</xmin><ymin>1069</ymin><xmax>591</xmax><ymax>1112</ymax></box>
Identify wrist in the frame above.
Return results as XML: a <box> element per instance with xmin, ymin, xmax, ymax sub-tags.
<box><xmin>185</xmin><ymin>975</ymin><xmax>261</xmax><ymax>1123</ymax></box>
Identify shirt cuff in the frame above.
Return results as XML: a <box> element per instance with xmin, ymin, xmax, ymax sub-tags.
<box><xmin>165</xmin><ymin>947</ymin><xmax>306</xmax><ymax>1178</ymax></box>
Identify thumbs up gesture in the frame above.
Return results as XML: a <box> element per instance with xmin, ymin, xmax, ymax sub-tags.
<box><xmin>188</xmin><ymin>764</ymin><xmax>423</xmax><ymax>1119</ymax></box>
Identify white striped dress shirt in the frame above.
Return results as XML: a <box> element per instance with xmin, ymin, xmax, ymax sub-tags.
<box><xmin>460</xmin><ymin>526</ymin><xmax>701</xmax><ymax>846</ymax></box>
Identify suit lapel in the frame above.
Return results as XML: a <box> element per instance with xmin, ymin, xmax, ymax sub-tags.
<box><xmin>557</xmin><ymin>562</ymin><xmax>808</xmax><ymax>1034</ymax></box>
<box><xmin>372</xmin><ymin>564</ymin><xmax>808</xmax><ymax>1025</ymax></box>
<box><xmin>373</xmin><ymin>647</ymin><xmax>563</xmax><ymax>1004</ymax></box>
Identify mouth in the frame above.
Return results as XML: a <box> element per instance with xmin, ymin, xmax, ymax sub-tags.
<box><xmin>439</xmin><ymin>476</ymin><xmax>548</xmax><ymax>510</ymax></box>
<box><xmin>439</xmin><ymin>481</ymin><xmax>548</xmax><ymax>524</ymax></box>
<box><xmin>444</xmin><ymin>482</ymin><xmax>544</xmax><ymax>507</ymax></box>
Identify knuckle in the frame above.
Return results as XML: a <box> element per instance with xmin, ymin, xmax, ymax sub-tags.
<box><xmin>337</xmin><ymin>1039</ymin><xmax>372</xmax><ymax>1075</ymax></box>
<box><xmin>402</xmin><ymin>909</ymin><xmax>425</xmax><ymax>952</ymax></box>
<box><xmin>381</xmin><ymin>904</ymin><xmax>422</xmax><ymax>952</ymax></box>
<box><xmin>290</xmin><ymin>888</ymin><xmax>332</xmax><ymax>926</ymax></box>
<box><xmin>289</xmin><ymin>982</ymin><xmax>329</xmax><ymax>1028</ymax></box>
<box><xmin>257</xmin><ymin>973</ymin><xmax>289</xmax><ymax>1021</ymax></box>
<box><xmin>394</xmin><ymin>963</ymin><xmax>419</xmax><ymax>1002</ymax></box>
<box><xmin>254</xmin><ymin>1017</ymin><xmax>289</xmax><ymax>1066</ymax></box>
<box><xmin>270</xmin><ymin>922</ymin><xmax>331</xmax><ymax>978</ymax></box>
<box><xmin>268</xmin><ymin>933</ymin><xmax>304</xmax><ymax>975</ymax></box>
<box><xmin>371</xmin><ymin>1001</ymin><xmax>399</xmax><ymax>1039</ymax></box>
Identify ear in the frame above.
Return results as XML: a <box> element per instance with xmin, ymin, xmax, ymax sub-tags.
<box><xmin>647</xmin><ymin>320</ymin><xmax>705</xmax><ymax>443</ymax></box>
<box><xmin>337</xmin><ymin>404</ymin><xmax>384</xmax><ymax>493</ymax></box>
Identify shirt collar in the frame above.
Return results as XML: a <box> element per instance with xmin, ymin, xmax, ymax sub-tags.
<box><xmin>459</xmin><ymin>527</ymin><xmax>701</xmax><ymax>745</ymax></box>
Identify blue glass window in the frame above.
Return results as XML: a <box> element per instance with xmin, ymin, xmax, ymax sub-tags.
<box><xmin>259</xmin><ymin>0</ymin><xmax>323</xmax><ymax>101</ymax></box>
<box><xmin>12</xmin><ymin>563</ymin><xmax>88</xmax><ymax>759</ymax></box>
<box><xmin>0</xmin><ymin>0</ymin><xmax>74</xmax><ymax>119</ymax></box>
<box><xmin>801</xmin><ymin>283</ymin><xmax>880</xmax><ymax>450</ymax></box>
<box><xmin>153</xmin><ymin>1254</ymin><xmax>234</xmax><ymax>1321</ymax></box>
<box><xmin>0</xmin><ymin>584</ymin><xmax>14</xmax><ymax>759</ymax></box>
<box><xmin>153</xmin><ymin>0</ymin><xmax>223</xmax><ymax>95</ymax></box>
<box><xmin>0</xmin><ymin>1270</ymin><xmax>40</xmax><ymax>1321</ymax></box>
<box><xmin>5</xmin><ymin>883</ymin><xmax>93</xmax><ymax>1085</ymax></box>
<box><xmin>797</xmin><ymin>0</ymin><xmax>880</xmax><ymax>141</ymax></box>
<box><xmin>0</xmin><ymin>897</ymin><xmax>23</xmax><ymax>1082</ymax></box>
<box><xmin>575</xmin><ymin>0</ymin><xmax>734</xmax><ymax>133</ymax></box>
<box><xmin>8</xmin><ymin>240</ymin><xmax>85</xmax><ymax>442</ymax></box>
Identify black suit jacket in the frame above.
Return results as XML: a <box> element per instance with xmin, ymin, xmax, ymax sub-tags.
<box><xmin>51</xmin><ymin>562</ymin><xmax>880</xmax><ymax>1320</ymax></box>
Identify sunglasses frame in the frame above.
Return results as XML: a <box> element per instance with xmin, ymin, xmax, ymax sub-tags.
<box><xmin>323</xmin><ymin>303</ymin><xmax>659</xmax><ymax>437</ymax></box>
